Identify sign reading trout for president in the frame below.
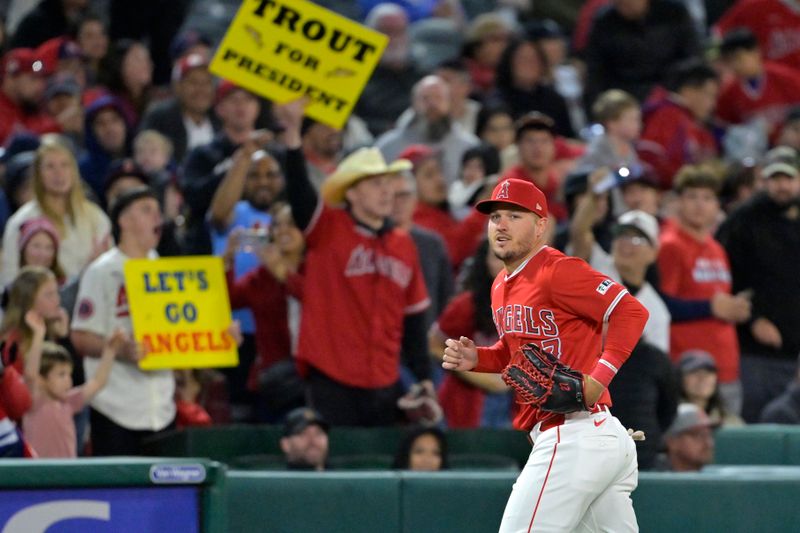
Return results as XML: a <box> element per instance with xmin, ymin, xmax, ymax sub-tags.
<box><xmin>209</xmin><ymin>0</ymin><xmax>388</xmax><ymax>129</ymax></box>
<box><xmin>124</xmin><ymin>256</ymin><xmax>239</xmax><ymax>370</ymax></box>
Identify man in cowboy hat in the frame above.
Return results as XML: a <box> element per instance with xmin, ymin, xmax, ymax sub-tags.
<box><xmin>274</xmin><ymin>100</ymin><xmax>435</xmax><ymax>427</ymax></box>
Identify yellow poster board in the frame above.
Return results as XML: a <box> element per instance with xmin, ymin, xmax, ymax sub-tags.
<box><xmin>123</xmin><ymin>256</ymin><xmax>239</xmax><ymax>370</ymax></box>
<box><xmin>209</xmin><ymin>0</ymin><xmax>388</xmax><ymax>129</ymax></box>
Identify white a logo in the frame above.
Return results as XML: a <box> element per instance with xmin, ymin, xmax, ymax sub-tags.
<box><xmin>496</xmin><ymin>181</ymin><xmax>510</xmax><ymax>200</ymax></box>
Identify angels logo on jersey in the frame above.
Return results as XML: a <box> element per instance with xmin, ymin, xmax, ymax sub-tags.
<box><xmin>344</xmin><ymin>244</ymin><xmax>412</xmax><ymax>288</ymax></box>
<box><xmin>77</xmin><ymin>299</ymin><xmax>94</xmax><ymax>319</ymax></box>
<box><xmin>115</xmin><ymin>286</ymin><xmax>130</xmax><ymax>318</ymax></box>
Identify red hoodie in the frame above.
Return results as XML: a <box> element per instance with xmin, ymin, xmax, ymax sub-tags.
<box><xmin>639</xmin><ymin>96</ymin><xmax>718</xmax><ymax>189</ymax></box>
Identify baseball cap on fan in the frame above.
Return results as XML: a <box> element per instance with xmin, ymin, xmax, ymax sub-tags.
<box><xmin>665</xmin><ymin>403</ymin><xmax>717</xmax><ymax>438</ymax></box>
<box><xmin>761</xmin><ymin>146</ymin><xmax>799</xmax><ymax>179</ymax></box>
<box><xmin>613</xmin><ymin>210</ymin><xmax>659</xmax><ymax>247</ymax></box>
<box><xmin>3</xmin><ymin>48</ymin><xmax>45</xmax><ymax>77</ymax></box>
<box><xmin>475</xmin><ymin>178</ymin><xmax>549</xmax><ymax>218</ymax></box>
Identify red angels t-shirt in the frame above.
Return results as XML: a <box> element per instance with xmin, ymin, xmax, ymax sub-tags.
<box><xmin>716</xmin><ymin>62</ymin><xmax>800</xmax><ymax>138</ymax></box>
<box><xmin>295</xmin><ymin>205</ymin><xmax>430</xmax><ymax>389</ymax></box>
<box><xmin>657</xmin><ymin>224</ymin><xmax>740</xmax><ymax>382</ymax></box>
<box><xmin>475</xmin><ymin>246</ymin><xmax>635</xmax><ymax>431</ymax></box>
<box><xmin>715</xmin><ymin>0</ymin><xmax>800</xmax><ymax>71</ymax></box>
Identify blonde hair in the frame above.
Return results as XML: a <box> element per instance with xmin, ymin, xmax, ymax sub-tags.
<box><xmin>0</xmin><ymin>266</ymin><xmax>57</xmax><ymax>351</ymax></box>
<box><xmin>32</xmin><ymin>137</ymin><xmax>89</xmax><ymax>232</ymax></box>
<box><xmin>134</xmin><ymin>129</ymin><xmax>174</xmax><ymax>160</ymax></box>
<box><xmin>592</xmin><ymin>89</ymin><xmax>639</xmax><ymax>125</ymax></box>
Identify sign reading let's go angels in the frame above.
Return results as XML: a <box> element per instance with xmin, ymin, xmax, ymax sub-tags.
<box><xmin>210</xmin><ymin>0</ymin><xmax>388</xmax><ymax>129</ymax></box>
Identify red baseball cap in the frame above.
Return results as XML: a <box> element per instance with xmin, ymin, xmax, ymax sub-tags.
<box><xmin>3</xmin><ymin>48</ymin><xmax>45</xmax><ymax>77</ymax></box>
<box><xmin>397</xmin><ymin>144</ymin><xmax>437</xmax><ymax>170</ymax></box>
<box><xmin>476</xmin><ymin>178</ymin><xmax>548</xmax><ymax>218</ymax></box>
<box><xmin>172</xmin><ymin>52</ymin><xmax>209</xmax><ymax>83</ymax></box>
<box><xmin>215</xmin><ymin>79</ymin><xmax>254</xmax><ymax>104</ymax></box>
<box><xmin>36</xmin><ymin>37</ymin><xmax>82</xmax><ymax>74</ymax></box>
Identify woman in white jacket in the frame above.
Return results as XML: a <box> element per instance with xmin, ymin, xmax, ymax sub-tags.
<box><xmin>2</xmin><ymin>137</ymin><xmax>110</xmax><ymax>286</ymax></box>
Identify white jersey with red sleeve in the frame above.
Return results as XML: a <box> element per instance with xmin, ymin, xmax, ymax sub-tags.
<box><xmin>295</xmin><ymin>202</ymin><xmax>430</xmax><ymax>389</ymax></box>
<box><xmin>475</xmin><ymin>246</ymin><xmax>648</xmax><ymax>431</ymax></box>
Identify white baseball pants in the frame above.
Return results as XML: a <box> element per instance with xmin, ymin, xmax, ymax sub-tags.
<box><xmin>498</xmin><ymin>408</ymin><xmax>638</xmax><ymax>533</ymax></box>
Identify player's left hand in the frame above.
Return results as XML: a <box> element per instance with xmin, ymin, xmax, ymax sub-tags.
<box><xmin>582</xmin><ymin>374</ymin><xmax>605</xmax><ymax>408</ymax></box>
<box><xmin>627</xmin><ymin>428</ymin><xmax>646</xmax><ymax>441</ymax></box>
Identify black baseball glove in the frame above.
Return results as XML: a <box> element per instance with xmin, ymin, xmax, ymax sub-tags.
<box><xmin>501</xmin><ymin>343</ymin><xmax>587</xmax><ymax>414</ymax></box>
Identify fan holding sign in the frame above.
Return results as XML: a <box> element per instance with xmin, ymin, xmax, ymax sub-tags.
<box><xmin>70</xmin><ymin>187</ymin><xmax>241</xmax><ymax>456</ymax></box>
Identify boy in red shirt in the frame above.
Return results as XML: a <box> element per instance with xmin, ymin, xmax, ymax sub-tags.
<box><xmin>717</xmin><ymin>28</ymin><xmax>800</xmax><ymax>141</ymax></box>
<box><xmin>639</xmin><ymin>59</ymin><xmax>719</xmax><ymax>188</ymax></box>
<box><xmin>657</xmin><ymin>166</ymin><xmax>750</xmax><ymax>416</ymax></box>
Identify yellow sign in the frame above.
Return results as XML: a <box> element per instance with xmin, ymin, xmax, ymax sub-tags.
<box><xmin>124</xmin><ymin>256</ymin><xmax>238</xmax><ymax>370</ymax></box>
<box><xmin>209</xmin><ymin>0</ymin><xmax>388</xmax><ymax>129</ymax></box>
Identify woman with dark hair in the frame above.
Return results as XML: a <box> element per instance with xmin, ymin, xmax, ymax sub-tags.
<box><xmin>677</xmin><ymin>350</ymin><xmax>744</xmax><ymax>427</ymax></box>
<box><xmin>392</xmin><ymin>426</ymin><xmax>449</xmax><ymax>471</ymax></box>
<box><xmin>98</xmin><ymin>39</ymin><xmax>154</xmax><ymax>127</ymax></box>
<box><xmin>428</xmin><ymin>239</ymin><xmax>512</xmax><ymax>428</ymax></box>
<box><xmin>490</xmin><ymin>38</ymin><xmax>575</xmax><ymax>138</ymax></box>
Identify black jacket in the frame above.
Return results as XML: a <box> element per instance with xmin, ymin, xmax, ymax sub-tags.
<box><xmin>717</xmin><ymin>193</ymin><xmax>800</xmax><ymax>359</ymax></box>
<box><xmin>608</xmin><ymin>341</ymin><xmax>678</xmax><ymax>470</ymax></box>
<box><xmin>9</xmin><ymin>0</ymin><xmax>76</xmax><ymax>48</ymax></box>
<box><xmin>140</xmin><ymin>98</ymin><xmax>222</xmax><ymax>164</ymax></box>
<box><xmin>584</xmin><ymin>0</ymin><xmax>698</xmax><ymax>106</ymax></box>
<box><xmin>180</xmin><ymin>134</ymin><xmax>239</xmax><ymax>255</ymax></box>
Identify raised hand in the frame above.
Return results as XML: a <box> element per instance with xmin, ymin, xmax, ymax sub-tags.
<box><xmin>24</xmin><ymin>310</ymin><xmax>47</xmax><ymax>338</ymax></box>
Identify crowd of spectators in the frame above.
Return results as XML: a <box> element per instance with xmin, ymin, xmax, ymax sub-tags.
<box><xmin>1</xmin><ymin>0</ymin><xmax>800</xmax><ymax>472</ymax></box>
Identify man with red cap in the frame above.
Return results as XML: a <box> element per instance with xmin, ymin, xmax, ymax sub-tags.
<box><xmin>181</xmin><ymin>81</ymin><xmax>268</xmax><ymax>255</ymax></box>
<box><xmin>141</xmin><ymin>53</ymin><xmax>220</xmax><ymax>163</ymax></box>
<box><xmin>442</xmin><ymin>177</ymin><xmax>649</xmax><ymax>532</ymax></box>
<box><xmin>0</xmin><ymin>48</ymin><xmax>60</xmax><ymax>144</ymax></box>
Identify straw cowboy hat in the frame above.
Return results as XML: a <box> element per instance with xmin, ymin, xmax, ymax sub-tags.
<box><xmin>321</xmin><ymin>147</ymin><xmax>412</xmax><ymax>205</ymax></box>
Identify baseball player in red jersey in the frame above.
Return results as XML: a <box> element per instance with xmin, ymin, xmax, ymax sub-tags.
<box><xmin>443</xmin><ymin>178</ymin><xmax>649</xmax><ymax>532</ymax></box>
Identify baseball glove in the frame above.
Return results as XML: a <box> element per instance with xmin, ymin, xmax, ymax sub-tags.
<box><xmin>501</xmin><ymin>343</ymin><xmax>587</xmax><ymax>414</ymax></box>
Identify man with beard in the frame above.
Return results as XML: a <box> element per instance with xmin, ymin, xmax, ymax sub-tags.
<box><xmin>0</xmin><ymin>48</ymin><xmax>60</xmax><ymax>145</ymax></box>
<box><xmin>376</xmin><ymin>75</ymin><xmax>479</xmax><ymax>185</ymax></box>
<box><xmin>181</xmin><ymin>81</ymin><xmax>271</xmax><ymax>255</ymax></box>
<box><xmin>208</xmin><ymin>148</ymin><xmax>284</xmax><ymax>422</ymax></box>
<box><xmin>442</xmin><ymin>177</ymin><xmax>648</xmax><ymax>531</ymax></box>
<box><xmin>280</xmin><ymin>407</ymin><xmax>329</xmax><ymax>471</ymax></box>
<box><xmin>717</xmin><ymin>146</ymin><xmax>800</xmax><ymax>422</ymax></box>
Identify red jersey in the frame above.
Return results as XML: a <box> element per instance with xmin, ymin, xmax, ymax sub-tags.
<box><xmin>639</xmin><ymin>97</ymin><xmax>719</xmax><ymax>188</ymax></box>
<box><xmin>434</xmin><ymin>291</ymin><xmax>502</xmax><ymax>428</ymax></box>
<box><xmin>657</xmin><ymin>224</ymin><xmax>740</xmax><ymax>382</ymax></box>
<box><xmin>412</xmin><ymin>204</ymin><xmax>485</xmax><ymax>269</ymax></box>
<box><xmin>475</xmin><ymin>246</ymin><xmax>648</xmax><ymax>431</ymax></box>
<box><xmin>226</xmin><ymin>266</ymin><xmax>291</xmax><ymax>391</ymax></box>
<box><xmin>501</xmin><ymin>166</ymin><xmax>568</xmax><ymax>222</ymax></box>
<box><xmin>0</xmin><ymin>92</ymin><xmax>60</xmax><ymax>145</ymax></box>
<box><xmin>716</xmin><ymin>62</ymin><xmax>800</xmax><ymax>137</ymax></box>
<box><xmin>296</xmin><ymin>206</ymin><xmax>430</xmax><ymax>389</ymax></box>
<box><xmin>715</xmin><ymin>0</ymin><xmax>800</xmax><ymax>71</ymax></box>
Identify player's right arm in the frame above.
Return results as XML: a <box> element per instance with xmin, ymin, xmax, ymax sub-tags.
<box><xmin>442</xmin><ymin>336</ymin><xmax>510</xmax><ymax>374</ymax></box>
